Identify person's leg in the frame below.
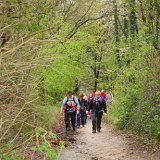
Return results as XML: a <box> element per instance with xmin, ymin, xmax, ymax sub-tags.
<box><xmin>97</xmin><ymin>111</ymin><xmax>103</xmax><ymax>132</ymax></box>
<box><xmin>108</xmin><ymin>101</ymin><xmax>111</xmax><ymax>108</ymax></box>
<box><xmin>89</xmin><ymin>110</ymin><xmax>92</xmax><ymax>119</ymax></box>
<box><xmin>81</xmin><ymin>111</ymin><xmax>85</xmax><ymax>127</ymax></box>
<box><xmin>76</xmin><ymin>112</ymin><xmax>81</xmax><ymax>128</ymax></box>
<box><xmin>69</xmin><ymin>116</ymin><xmax>71</xmax><ymax>129</ymax></box>
<box><xmin>71</xmin><ymin>111</ymin><xmax>76</xmax><ymax>131</ymax></box>
<box><xmin>92</xmin><ymin>111</ymin><xmax>97</xmax><ymax>133</ymax></box>
<box><xmin>65</xmin><ymin>111</ymin><xmax>70</xmax><ymax>131</ymax></box>
<box><xmin>84</xmin><ymin>112</ymin><xmax>87</xmax><ymax>124</ymax></box>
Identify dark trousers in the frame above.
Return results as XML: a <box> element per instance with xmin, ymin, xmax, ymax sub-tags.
<box><xmin>84</xmin><ymin>113</ymin><xmax>87</xmax><ymax>123</ymax></box>
<box><xmin>77</xmin><ymin>110</ymin><xmax>86</xmax><ymax>127</ymax></box>
<box><xmin>92</xmin><ymin>110</ymin><xmax>103</xmax><ymax>131</ymax></box>
<box><xmin>65</xmin><ymin>110</ymin><xmax>76</xmax><ymax>131</ymax></box>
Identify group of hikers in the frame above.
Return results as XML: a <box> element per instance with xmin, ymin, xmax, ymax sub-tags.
<box><xmin>60</xmin><ymin>90</ymin><xmax>113</xmax><ymax>133</ymax></box>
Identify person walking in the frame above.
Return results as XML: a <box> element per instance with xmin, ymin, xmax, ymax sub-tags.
<box><xmin>107</xmin><ymin>90</ymin><xmax>113</xmax><ymax>107</ymax></box>
<box><xmin>83</xmin><ymin>95</ymin><xmax>89</xmax><ymax>124</ymax></box>
<box><xmin>61</xmin><ymin>91</ymin><xmax>80</xmax><ymax>132</ymax></box>
<box><xmin>88</xmin><ymin>93</ymin><xmax>94</xmax><ymax>119</ymax></box>
<box><xmin>90</xmin><ymin>91</ymin><xmax>107</xmax><ymax>133</ymax></box>
<box><xmin>77</xmin><ymin>93</ymin><xmax>88</xmax><ymax>128</ymax></box>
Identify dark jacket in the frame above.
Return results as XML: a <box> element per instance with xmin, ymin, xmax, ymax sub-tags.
<box><xmin>90</xmin><ymin>96</ymin><xmax>107</xmax><ymax>113</ymax></box>
<box><xmin>78</xmin><ymin>98</ymin><xmax>88</xmax><ymax>112</ymax></box>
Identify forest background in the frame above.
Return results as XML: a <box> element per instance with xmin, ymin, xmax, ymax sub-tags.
<box><xmin>0</xmin><ymin>0</ymin><xmax>160</xmax><ymax>159</ymax></box>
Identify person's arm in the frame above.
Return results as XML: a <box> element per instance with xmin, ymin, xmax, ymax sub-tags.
<box><xmin>102</xmin><ymin>99</ymin><xmax>107</xmax><ymax>113</ymax></box>
<box><xmin>89</xmin><ymin>99</ymin><xmax>93</xmax><ymax>111</ymax></box>
<box><xmin>101</xmin><ymin>96</ymin><xmax>106</xmax><ymax>104</ymax></box>
<box><xmin>85</xmin><ymin>100</ymin><xmax>89</xmax><ymax>111</ymax></box>
<box><xmin>61</xmin><ymin>97</ymin><xmax>67</xmax><ymax>113</ymax></box>
<box><xmin>111</xmin><ymin>94</ymin><xmax>113</xmax><ymax>101</ymax></box>
<box><xmin>106</xmin><ymin>94</ymin><xmax>108</xmax><ymax>101</ymax></box>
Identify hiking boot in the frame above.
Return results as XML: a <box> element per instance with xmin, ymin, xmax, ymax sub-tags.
<box><xmin>66</xmin><ymin>123</ymin><xmax>70</xmax><ymax>131</ymax></box>
<box><xmin>73</xmin><ymin>127</ymin><xmax>78</xmax><ymax>134</ymax></box>
<box><xmin>92</xmin><ymin>130</ymin><xmax>96</xmax><ymax>133</ymax></box>
<box><xmin>97</xmin><ymin>129</ymin><xmax>100</xmax><ymax>132</ymax></box>
<box><xmin>73</xmin><ymin>126</ymin><xmax>76</xmax><ymax>131</ymax></box>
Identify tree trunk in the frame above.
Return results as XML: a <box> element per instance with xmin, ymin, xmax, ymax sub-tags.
<box><xmin>114</xmin><ymin>1</ymin><xmax>120</xmax><ymax>42</ymax></box>
<box><xmin>153</xmin><ymin>0</ymin><xmax>160</xmax><ymax>50</ymax></box>
<box><xmin>73</xmin><ymin>79</ymin><xmax>79</xmax><ymax>94</ymax></box>
<box><xmin>129</xmin><ymin>0</ymin><xmax>138</xmax><ymax>36</ymax></box>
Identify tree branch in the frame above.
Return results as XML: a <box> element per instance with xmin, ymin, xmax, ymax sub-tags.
<box><xmin>66</xmin><ymin>12</ymin><xmax>109</xmax><ymax>39</ymax></box>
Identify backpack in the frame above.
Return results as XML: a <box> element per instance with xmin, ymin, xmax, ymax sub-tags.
<box><xmin>79</xmin><ymin>98</ymin><xmax>85</xmax><ymax>110</ymax></box>
<box><xmin>65</xmin><ymin>96</ymin><xmax>77</xmax><ymax>112</ymax></box>
<box><xmin>93</xmin><ymin>97</ymin><xmax>103</xmax><ymax>111</ymax></box>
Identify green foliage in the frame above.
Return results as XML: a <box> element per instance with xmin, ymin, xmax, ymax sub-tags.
<box><xmin>105</xmin><ymin>0</ymin><xmax>160</xmax><ymax>142</ymax></box>
<box><xmin>1</xmin><ymin>0</ymin><xmax>106</xmax><ymax>159</ymax></box>
<box><xmin>1</xmin><ymin>0</ymin><xmax>160</xmax><ymax>158</ymax></box>
<box><xmin>30</xmin><ymin>127</ymin><xmax>64</xmax><ymax>160</ymax></box>
<box><xmin>34</xmin><ymin>105</ymin><xmax>60</xmax><ymax>129</ymax></box>
<box><xmin>0</xmin><ymin>143</ymin><xmax>22</xmax><ymax>160</ymax></box>
<box><xmin>108</xmin><ymin>40</ymin><xmax>160</xmax><ymax>140</ymax></box>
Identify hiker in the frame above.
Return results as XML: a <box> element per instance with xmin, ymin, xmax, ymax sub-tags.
<box><xmin>83</xmin><ymin>95</ymin><xmax>89</xmax><ymax>124</ymax></box>
<box><xmin>90</xmin><ymin>91</ymin><xmax>107</xmax><ymax>133</ymax></box>
<box><xmin>88</xmin><ymin>93</ymin><xmax>94</xmax><ymax>119</ymax></box>
<box><xmin>77</xmin><ymin>93</ymin><xmax>88</xmax><ymax>128</ymax></box>
<box><xmin>107</xmin><ymin>90</ymin><xmax>113</xmax><ymax>107</ymax></box>
<box><xmin>61</xmin><ymin>91</ymin><xmax>80</xmax><ymax>132</ymax></box>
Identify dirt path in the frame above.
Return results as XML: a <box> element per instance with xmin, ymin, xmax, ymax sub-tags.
<box><xmin>60</xmin><ymin>119</ymin><xmax>159</xmax><ymax>160</ymax></box>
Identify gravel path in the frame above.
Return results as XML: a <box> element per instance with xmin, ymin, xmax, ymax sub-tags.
<box><xmin>60</xmin><ymin>118</ymin><xmax>160</xmax><ymax>160</ymax></box>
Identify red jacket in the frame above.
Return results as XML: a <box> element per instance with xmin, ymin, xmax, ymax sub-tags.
<box><xmin>101</xmin><ymin>92</ymin><xmax>106</xmax><ymax>99</ymax></box>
